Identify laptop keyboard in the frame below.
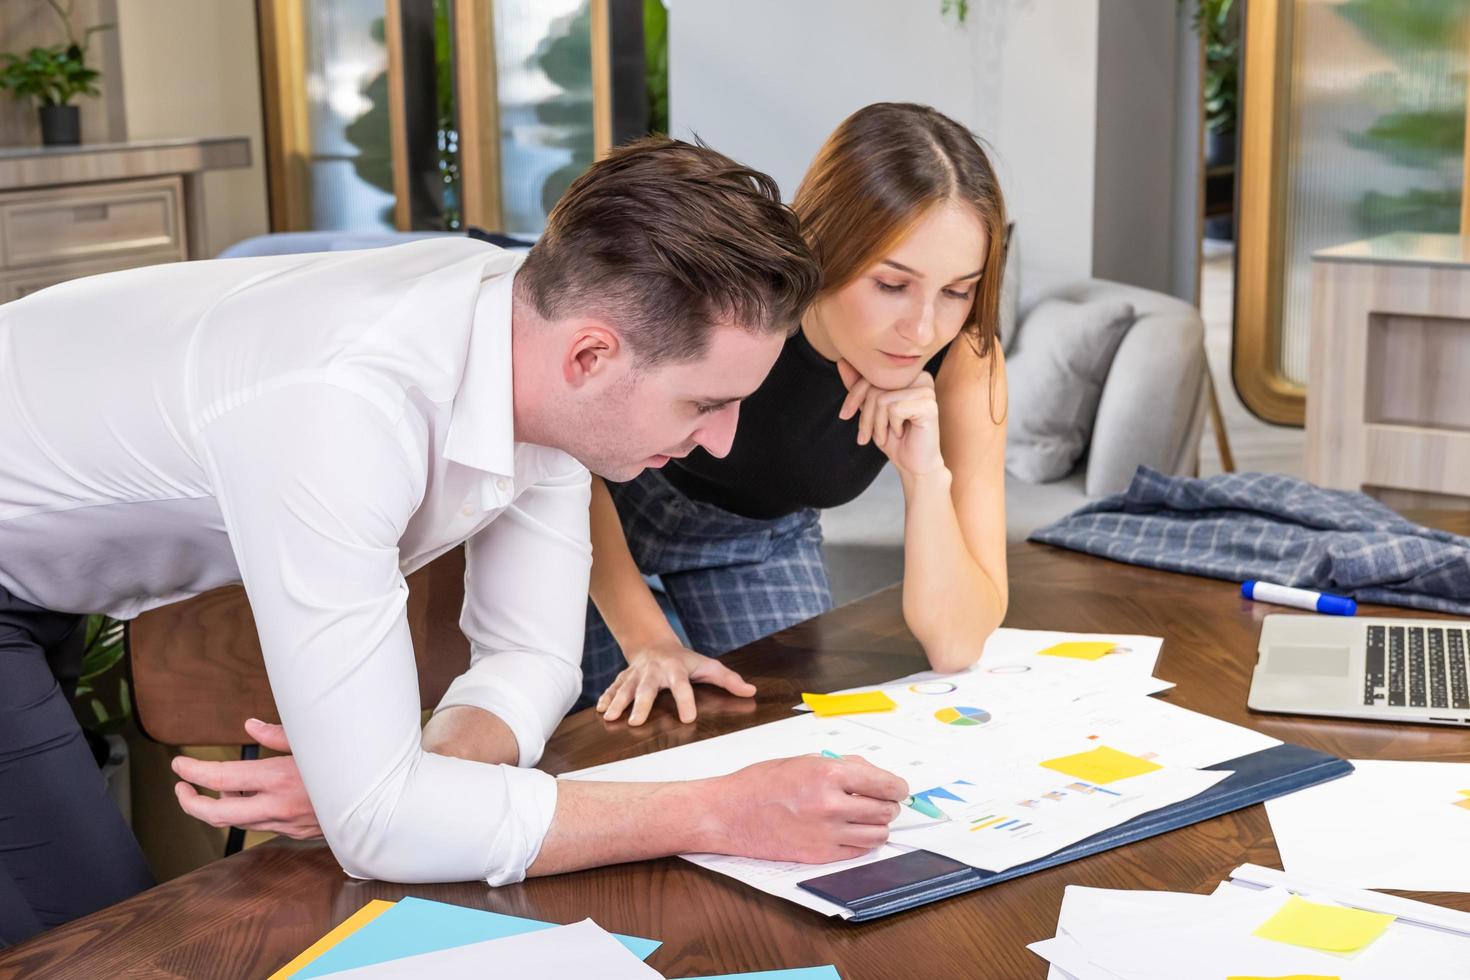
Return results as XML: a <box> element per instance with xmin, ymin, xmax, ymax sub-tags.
<box><xmin>1366</xmin><ymin>624</ymin><xmax>1470</xmax><ymax>710</ymax></box>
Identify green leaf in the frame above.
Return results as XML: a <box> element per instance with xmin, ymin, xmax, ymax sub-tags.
<box><xmin>0</xmin><ymin>39</ymin><xmax>105</xmax><ymax>107</ymax></box>
<box><xmin>1336</xmin><ymin>0</ymin><xmax>1467</xmax><ymax>54</ymax></box>
<box><xmin>1344</xmin><ymin>108</ymin><xmax>1465</xmax><ymax>167</ymax></box>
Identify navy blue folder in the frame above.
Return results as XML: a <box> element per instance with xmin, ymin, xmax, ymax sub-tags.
<box><xmin>798</xmin><ymin>742</ymin><xmax>1353</xmax><ymax>921</ymax></box>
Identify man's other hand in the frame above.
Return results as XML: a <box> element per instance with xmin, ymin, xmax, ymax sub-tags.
<box><xmin>171</xmin><ymin>718</ymin><xmax>322</xmax><ymax>840</ymax></box>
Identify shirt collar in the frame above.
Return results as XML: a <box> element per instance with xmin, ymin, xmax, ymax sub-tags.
<box><xmin>443</xmin><ymin>253</ymin><xmax>524</xmax><ymax>478</ymax></box>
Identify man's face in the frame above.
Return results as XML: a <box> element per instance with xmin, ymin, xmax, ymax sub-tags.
<box><xmin>574</xmin><ymin>323</ymin><xmax>786</xmax><ymax>482</ymax></box>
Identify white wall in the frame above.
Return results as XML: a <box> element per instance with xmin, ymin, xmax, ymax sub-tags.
<box><xmin>1094</xmin><ymin>0</ymin><xmax>1184</xmax><ymax>295</ymax></box>
<box><xmin>669</xmin><ymin>0</ymin><xmax>1198</xmax><ymax>302</ymax></box>
<box><xmin>117</xmin><ymin>0</ymin><xmax>269</xmax><ymax>257</ymax></box>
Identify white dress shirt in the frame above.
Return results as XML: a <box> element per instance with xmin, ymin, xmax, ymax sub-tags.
<box><xmin>0</xmin><ymin>238</ymin><xmax>592</xmax><ymax>885</ymax></box>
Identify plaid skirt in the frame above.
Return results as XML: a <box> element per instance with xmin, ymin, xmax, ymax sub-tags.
<box><xmin>578</xmin><ymin>468</ymin><xmax>831</xmax><ymax>709</ymax></box>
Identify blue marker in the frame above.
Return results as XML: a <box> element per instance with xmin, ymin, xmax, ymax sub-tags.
<box><xmin>1241</xmin><ymin>580</ymin><xmax>1356</xmax><ymax>616</ymax></box>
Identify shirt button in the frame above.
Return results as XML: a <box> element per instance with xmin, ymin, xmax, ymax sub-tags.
<box><xmin>495</xmin><ymin>477</ymin><xmax>510</xmax><ymax>494</ymax></box>
<box><xmin>461</xmin><ymin>504</ymin><xmax>475</xmax><ymax>517</ymax></box>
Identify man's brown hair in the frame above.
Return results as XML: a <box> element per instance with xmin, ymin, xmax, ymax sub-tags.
<box><xmin>515</xmin><ymin>137</ymin><xmax>821</xmax><ymax>364</ymax></box>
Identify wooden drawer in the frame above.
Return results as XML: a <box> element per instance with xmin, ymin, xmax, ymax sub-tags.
<box><xmin>0</xmin><ymin>177</ymin><xmax>186</xmax><ymax>272</ymax></box>
<box><xmin>0</xmin><ymin>252</ymin><xmax>184</xmax><ymax>305</ymax></box>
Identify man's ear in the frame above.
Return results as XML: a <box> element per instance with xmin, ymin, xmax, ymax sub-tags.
<box><xmin>563</xmin><ymin>319</ymin><xmax>624</xmax><ymax>388</ymax></box>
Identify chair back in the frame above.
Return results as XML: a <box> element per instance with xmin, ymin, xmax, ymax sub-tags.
<box><xmin>129</xmin><ymin>548</ymin><xmax>470</xmax><ymax>745</ymax></box>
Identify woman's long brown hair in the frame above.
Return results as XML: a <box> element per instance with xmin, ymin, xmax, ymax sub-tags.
<box><xmin>792</xmin><ymin>103</ymin><xmax>1009</xmax><ymax>413</ymax></box>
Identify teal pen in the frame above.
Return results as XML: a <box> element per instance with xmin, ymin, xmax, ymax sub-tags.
<box><xmin>820</xmin><ymin>749</ymin><xmax>945</xmax><ymax>819</ymax></box>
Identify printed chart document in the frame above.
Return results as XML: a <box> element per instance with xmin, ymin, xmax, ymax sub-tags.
<box><xmin>887</xmin><ymin>764</ymin><xmax>1227</xmax><ymax>871</ymax></box>
<box><xmin>804</xmin><ymin>629</ymin><xmax>1172</xmax><ymax>709</ymax></box>
<box><xmin>1264</xmin><ymin>759</ymin><xmax>1470</xmax><ymax>893</ymax></box>
<box><xmin>324</xmin><ymin>919</ymin><xmax>663</xmax><ymax>979</ymax></box>
<box><xmin>565</xmin><ymin>629</ymin><xmax>1282</xmax><ymax>913</ymax></box>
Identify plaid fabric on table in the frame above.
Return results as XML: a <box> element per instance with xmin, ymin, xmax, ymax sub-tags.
<box><xmin>578</xmin><ymin>468</ymin><xmax>831</xmax><ymax>710</ymax></box>
<box><xmin>1030</xmin><ymin>467</ymin><xmax>1470</xmax><ymax>616</ymax></box>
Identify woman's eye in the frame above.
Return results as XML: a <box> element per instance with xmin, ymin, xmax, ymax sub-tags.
<box><xmin>943</xmin><ymin>288</ymin><xmax>973</xmax><ymax>301</ymax></box>
<box><xmin>695</xmin><ymin>403</ymin><xmax>720</xmax><ymax>415</ymax></box>
<box><xmin>875</xmin><ymin>279</ymin><xmax>906</xmax><ymax>293</ymax></box>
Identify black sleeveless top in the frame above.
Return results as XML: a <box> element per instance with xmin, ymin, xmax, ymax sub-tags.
<box><xmin>660</xmin><ymin>329</ymin><xmax>949</xmax><ymax>520</ymax></box>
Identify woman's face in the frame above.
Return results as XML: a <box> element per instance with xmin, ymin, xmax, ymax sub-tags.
<box><xmin>813</xmin><ymin>201</ymin><xmax>987</xmax><ymax>387</ymax></box>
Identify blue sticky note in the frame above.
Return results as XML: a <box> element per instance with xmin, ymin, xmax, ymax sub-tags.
<box><xmin>295</xmin><ymin>896</ymin><xmax>660</xmax><ymax>978</ymax></box>
<box><xmin>684</xmin><ymin>969</ymin><xmax>842</xmax><ymax>980</ymax></box>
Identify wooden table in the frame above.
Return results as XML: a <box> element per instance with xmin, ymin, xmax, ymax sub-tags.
<box><xmin>5</xmin><ymin>531</ymin><xmax>1470</xmax><ymax>979</ymax></box>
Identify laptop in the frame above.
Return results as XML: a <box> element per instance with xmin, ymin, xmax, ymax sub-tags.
<box><xmin>1248</xmin><ymin>614</ymin><xmax>1470</xmax><ymax>727</ymax></box>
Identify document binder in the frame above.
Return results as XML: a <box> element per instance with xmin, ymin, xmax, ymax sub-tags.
<box><xmin>798</xmin><ymin>743</ymin><xmax>1353</xmax><ymax>922</ymax></box>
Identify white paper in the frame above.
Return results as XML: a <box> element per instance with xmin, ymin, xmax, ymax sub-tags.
<box><xmin>1028</xmin><ymin>934</ymin><xmax>1128</xmax><ymax>980</ymax></box>
<box><xmin>1264</xmin><ymin>759</ymin><xmax>1470</xmax><ymax>893</ymax></box>
<box><xmin>324</xmin><ymin>919</ymin><xmax>664</xmax><ymax>979</ymax></box>
<box><xmin>1035</xmin><ymin>880</ymin><xmax>1470</xmax><ymax>980</ymax></box>
<box><xmin>1229</xmin><ymin>863</ymin><xmax>1470</xmax><ymax>936</ymax></box>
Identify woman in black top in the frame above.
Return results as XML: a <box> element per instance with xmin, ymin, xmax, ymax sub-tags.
<box><xmin>585</xmin><ymin>103</ymin><xmax>1010</xmax><ymax>724</ymax></box>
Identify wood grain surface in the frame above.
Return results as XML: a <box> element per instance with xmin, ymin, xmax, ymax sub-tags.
<box><xmin>5</xmin><ymin>521</ymin><xmax>1468</xmax><ymax>979</ymax></box>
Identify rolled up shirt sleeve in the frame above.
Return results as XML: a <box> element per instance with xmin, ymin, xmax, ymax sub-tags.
<box><xmin>436</xmin><ymin>461</ymin><xmax>592</xmax><ymax>768</ymax></box>
<box><xmin>198</xmin><ymin>383</ymin><xmax>557</xmax><ymax>885</ymax></box>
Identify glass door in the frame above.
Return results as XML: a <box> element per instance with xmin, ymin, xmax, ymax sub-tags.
<box><xmin>1234</xmin><ymin>0</ymin><xmax>1468</xmax><ymax>424</ymax></box>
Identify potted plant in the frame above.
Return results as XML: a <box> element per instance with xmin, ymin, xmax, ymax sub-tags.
<box><xmin>73</xmin><ymin>613</ymin><xmax>133</xmax><ymax>824</ymax></box>
<box><xmin>1196</xmin><ymin>0</ymin><xmax>1240</xmax><ymax>168</ymax></box>
<box><xmin>0</xmin><ymin>0</ymin><xmax>112</xmax><ymax>146</ymax></box>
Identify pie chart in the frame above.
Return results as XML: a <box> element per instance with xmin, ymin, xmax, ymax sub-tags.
<box><xmin>934</xmin><ymin>705</ymin><xmax>991</xmax><ymax>727</ymax></box>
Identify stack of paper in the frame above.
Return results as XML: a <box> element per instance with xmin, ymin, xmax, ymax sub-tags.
<box><xmin>325</xmin><ymin>919</ymin><xmax>660</xmax><ymax>979</ymax></box>
<box><xmin>272</xmin><ymin>895</ymin><xmax>841</xmax><ymax>979</ymax></box>
<box><xmin>1029</xmin><ymin>865</ymin><xmax>1470</xmax><ymax>979</ymax></box>
<box><xmin>1265</xmin><ymin>760</ymin><xmax>1470</xmax><ymax>893</ymax></box>
<box><xmin>566</xmin><ymin>628</ymin><xmax>1282</xmax><ymax>916</ymax></box>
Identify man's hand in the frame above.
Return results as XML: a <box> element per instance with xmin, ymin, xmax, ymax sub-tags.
<box><xmin>171</xmin><ymin>718</ymin><xmax>322</xmax><ymax>840</ymax></box>
<box><xmin>597</xmin><ymin>640</ymin><xmax>757</xmax><ymax>725</ymax></box>
<box><xmin>837</xmin><ymin>358</ymin><xmax>945</xmax><ymax>477</ymax></box>
<box><xmin>709</xmin><ymin>754</ymin><xmax>908</xmax><ymax>863</ymax></box>
<box><xmin>530</xmin><ymin>752</ymin><xmax>909</xmax><ymax>876</ymax></box>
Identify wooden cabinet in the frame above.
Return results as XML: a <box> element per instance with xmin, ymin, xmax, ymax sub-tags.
<box><xmin>0</xmin><ymin>177</ymin><xmax>188</xmax><ymax>296</ymax></box>
<box><xmin>0</xmin><ymin>138</ymin><xmax>249</xmax><ymax>304</ymax></box>
<box><xmin>1307</xmin><ymin>234</ymin><xmax>1470</xmax><ymax>510</ymax></box>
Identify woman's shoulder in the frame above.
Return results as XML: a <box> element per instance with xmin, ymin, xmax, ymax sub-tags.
<box><xmin>936</xmin><ymin>331</ymin><xmax>1007</xmax><ymax>417</ymax></box>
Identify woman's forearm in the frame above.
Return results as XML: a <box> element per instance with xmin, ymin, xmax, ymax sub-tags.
<box><xmin>897</xmin><ymin>466</ymin><xmax>1007</xmax><ymax>671</ymax></box>
<box><xmin>589</xmin><ymin>477</ymin><xmax>681</xmax><ymax>648</ymax></box>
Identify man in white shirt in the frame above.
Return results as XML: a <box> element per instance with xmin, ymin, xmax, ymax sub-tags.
<box><xmin>0</xmin><ymin>138</ymin><xmax>909</xmax><ymax>945</ymax></box>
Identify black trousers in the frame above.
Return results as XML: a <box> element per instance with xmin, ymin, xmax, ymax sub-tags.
<box><xmin>0</xmin><ymin>585</ymin><xmax>153</xmax><ymax>947</ymax></box>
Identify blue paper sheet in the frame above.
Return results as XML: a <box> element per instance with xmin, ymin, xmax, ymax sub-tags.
<box><xmin>295</xmin><ymin>896</ymin><xmax>660</xmax><ymax>978</ymax></box>
<box><xmin>683</xmin><ymin>969</ymin><xmax>841</xmax><ymax>980</ymax></box>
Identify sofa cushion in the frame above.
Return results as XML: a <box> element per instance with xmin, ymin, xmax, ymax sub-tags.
<box><xmin>1004</xmin><ymin>297</ymin><xmax>1135</xmax><ymax>484</ymax></box>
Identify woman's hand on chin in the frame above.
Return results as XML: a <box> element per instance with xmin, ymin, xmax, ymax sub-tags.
<box><xmin>597</xmin><ymin>640</ymin><xmax>757</xmax><ymax>725</ymax></box>
<box><xmin>836</xmin><ymin>358</ymin><xmax>945</xmax><ymax>477</ymax></box>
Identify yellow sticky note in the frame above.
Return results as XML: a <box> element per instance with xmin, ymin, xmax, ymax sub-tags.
<box><xmin>1040</xmin><ymin>745</ymin><xmax>1162</xmax><ymax>784</ymax></box>
<box><xmin>1455</xmin><ymin>791</ymin><xmax>1470</xmax><ymax>811</ymax></box>
<box><xmin>1458</xmin><ymin>789</ymin><xmax>1470</xmax><ymax>796</ymax></box>
<box><xmin>1037</xmin><ymin>641</ymin><xmax>1119</xmax><ymax>661</ymax></box>
<box><xmin>1252</xmin><ymin>896</ymin><xmax>1395</xmax><ymax>953</ymax></box>
<box><xmin>269</xmin><ymin>900</ymin><xmax>396</xmax><ymax>980</ymax></box>
<box><xmin>802</xmin><ymin>690</ymin><xmax>898</xmax><ymax>716</ymax></box>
